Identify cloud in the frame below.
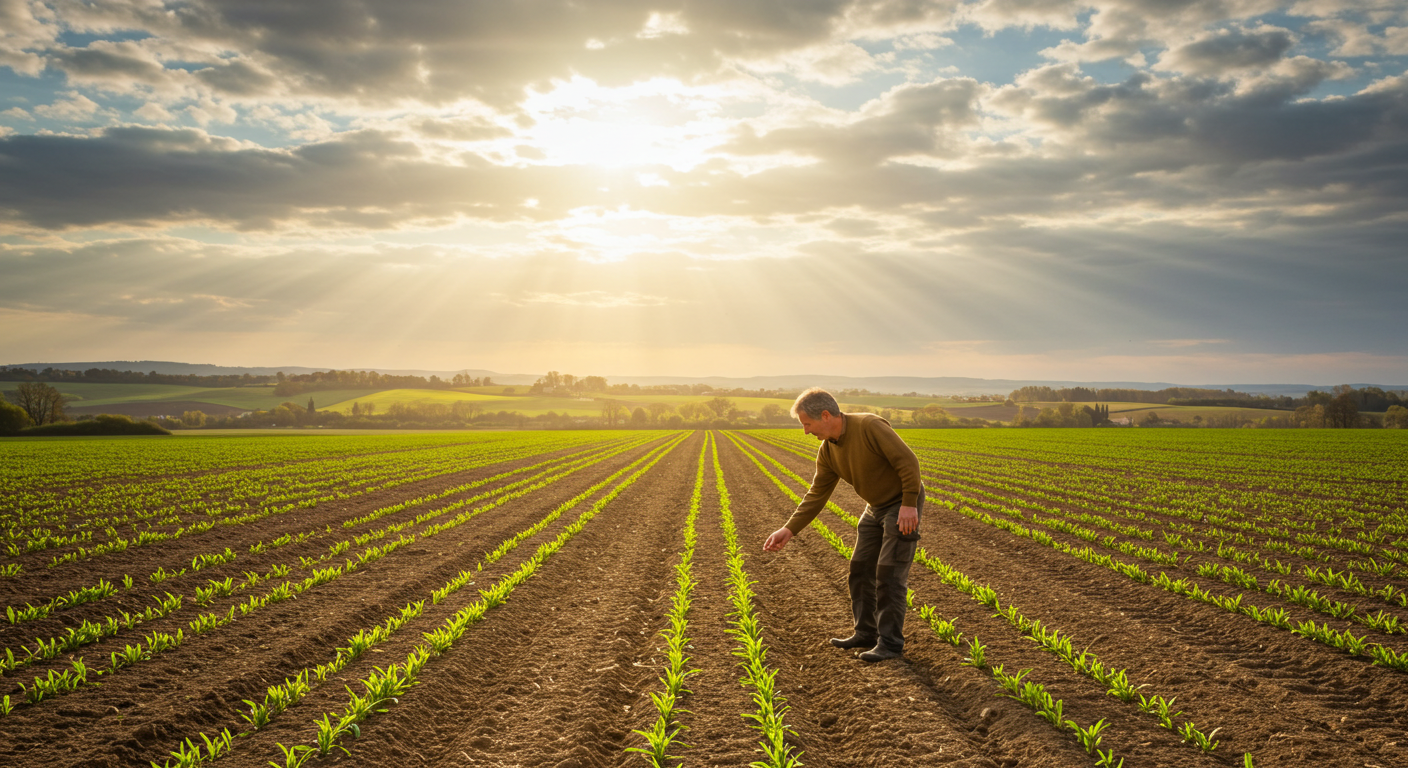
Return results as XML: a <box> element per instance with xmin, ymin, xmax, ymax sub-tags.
<box><xmin>1041</xmin><ymin>1</ymin><xmax>1288</xmax><ymax>64</ymax></box>
<box><xmin>0</xmin><ymin>126</ymin><xmax>613</xmax><ymax>229</ymax></box>
<box><xmin>508</xmin><ymin>290</ymin><xmax>679</xmax><ymax>308</ymax></box>
<box><xmin>724</xmin><ymin>77</ymin><xmax>984</xmax><ymax>165</ymax></box>
<box><xmin>33</xmin><ymin>92</ymin><xmax>108</xmax><ymax>122</ymax></box>
<box><xmin>1149</xmin><ymin>338</ymin><xmax>1231</xmax><ymax>348</ymax></box>
<box><xmin>1156</xmin><ymin>26</ymin><xmax>1297</xmax><ymax>75</ymax></box>
<box><xmin>965</xmin><ymin>0</ymin><xmax>1085</xmax><ymax>32</ymax></box>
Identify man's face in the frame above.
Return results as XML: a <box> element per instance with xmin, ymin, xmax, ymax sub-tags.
<box><xmin>798</xmin><ymin>411</ymin><xmax>841</xmax><ymax>441</ymax></box>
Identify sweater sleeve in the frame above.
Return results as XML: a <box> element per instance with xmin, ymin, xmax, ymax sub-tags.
<box><xmin>784</xmin><ymin>446</ymin><xmax>839</xmax><ymax>534</ymax></box>
<box><xmin>869</xmin><ymin>419</ymin><xmax>922</xmax><ymax>507</ymax></box>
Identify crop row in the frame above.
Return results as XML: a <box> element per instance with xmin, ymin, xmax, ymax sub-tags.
<box><xmin>628</xmin><ymin>433</ymin><xmax>707</xmax><ymax>765</ymax></box>
<box><xmin>147</xmin><ymin>432</ymin><xmax>688</xmax><ymax>767</ymax></box>
<box><xmin>1</xmin><ymin>435</ymin><xmax>669</xmax><ymax>707</ymax></box>
<box><xmin>724</xmin><ymin>432</ymin><xmax>1142</xmax><ymax>766</ymax></box>
<box><xmin>3</xmin><ymin>432</ymin><xmax>617</xmax><ymax>568</ymax></box>
<box><xmin>750</xmin><ymin>430</ymin><xmax>1408</xmax><ymax>652</ymax></box>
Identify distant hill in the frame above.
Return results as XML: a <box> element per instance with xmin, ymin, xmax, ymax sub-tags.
<box><xmin>5</xmin><ymin>361</ymin><xmax>1401</xmax><ymax>397</ymax></box>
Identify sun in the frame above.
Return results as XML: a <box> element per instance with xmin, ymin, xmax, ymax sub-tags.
<box><xmin>518</xmin><ymin>76</ymin><xmax>733</xmax><ymax>171</ymax></box>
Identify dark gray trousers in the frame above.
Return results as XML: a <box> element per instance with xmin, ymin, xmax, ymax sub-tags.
<box><xmin>849</xmin><ymin>491</ymin><xmax>923</xmax><ymax>652</ymax></box>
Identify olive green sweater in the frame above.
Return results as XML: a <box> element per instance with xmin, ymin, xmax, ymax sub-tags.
<box><xmin>784</xmin><ymin>412</ymin><xmax>922</xmax><ymax>535</ymax></box>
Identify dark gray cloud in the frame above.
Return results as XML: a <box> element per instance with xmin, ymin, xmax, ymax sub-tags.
<box><xmin>33</xmin><ymin>0</ymin><xmax>894</xmax><ymax>107</ymax></box>
<box><xmin>0</xmin><ymin>127</ymin><xmax>614</xmax><ymax>229</ymax></box>
<box><xmin>1158</xmin><ymin>26</ymin><xmax>1296</xmax><ymax>74</ymax></box>
<box><xmin>725</xmin><ymin>78</ymin><xmax>983</xmax><ymax>165</ymax></box>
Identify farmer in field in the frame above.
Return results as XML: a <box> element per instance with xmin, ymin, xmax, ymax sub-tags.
<box><xmin>763</xmin><ymin>388</ymin><xmax>924</xmax><ymax>662</ymax></box>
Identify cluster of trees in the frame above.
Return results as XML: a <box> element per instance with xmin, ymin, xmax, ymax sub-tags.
<box><xmin>1009</xmin><ymin>385</ymin><xmax>1264</xmax><ymax>405</ymax></box>
<box><xmin>4</xmin><ymin>381</ymin><xmax>67</xmax><ymax>426</ymax></box>
<box><xmin>527</xmin><ymin>371</ymin><xmax>609</xmax><ymax>396</ymax></box>
<box><xmin>1011</xmin><ymin>402</ymin><xmax>1106</xmax><ymax>428</ymax></box>
<box><xmin>1008</xmin><ymin>383</ymin><xmax>1408</xmax><ymax>416</ymax></box>
<box><xmin>0</xmin><ymin>366</ymin><xmax>276</xmax><ymax>388</ymax></box>
<box><xmin>0</xmin><ymin>383</ymin><xmax>168</xmax><ymax>435</ymax></box>
<box><xmin>270</xmin><ymin>370</ymin><xmax>492</xmax><ymax>396</ymax></box>
<box><xmin>0</xmin><ymin>365</ymin><xmax>507</xmax><ymax>396</ymax></box>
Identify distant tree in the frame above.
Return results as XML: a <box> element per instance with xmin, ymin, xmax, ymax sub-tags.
<box><xmin>450</xmin><ymin>400</ymin><xmax>481</xmax><ymax>420</ymax></box>
<box><xmin>1326</xmin><ymin>391</ymin><xmax>1360</xmax><ymax>428</ymax></box>
<box><xmin>307</xmin><ymin>397</ymin><xmax>316</xmax><ymax>414</ymax></box>
<box><xmin>1385</xmin><ymin>405</ymin><xmax>1408</xmax><ymax>429</ymax></box>
<box><xmin>760</xmin><ymin>403</ymin><xmax>786</xmax><ymax>423</ymax></box>
<box><xmin>666</xmin><ymin>414</ymin><xmax>684</xmax><ymax>429</ymax></box>
<box><xmin>0</xmin><ymin>399</ymin><xmax>31</xmax><ymax>433</ymax></box>
<box><xmin>600</xmin><ymin>400</ymin><xmax>628</xmax><ymax>427</ymax></box>
<box><xmin>502</xmin><ymin>387</ymin><xmax>514</xmax><ymax>395</ymax></box>
<box><xmin>913</xmin><ymin>404</ymin><xmax>952</xmax><ymax>427</ymax></box>
<box><xmin>9</xmin><ymin>381</ymin><xmax>66</xmax><ymax>425</ymax></box>
<box><xmin>1294</xmin><ymin>403</ymin><xmax>1326</xmax><ymax>428</ymax></box>
<box><xmin>483</xmin><ymin>376</ymin><xmax>493</xmax><ymax>386</ymax></box>
<box><xmin>630</xmin><ymin>407</ymin><xmax>649</xmax><ymax>427</ymax></box>
<box><xmin>647</xmin><ymin>402</ymin><xmax>673</xmax><ymax>423</ymax></box>
<box><xmin>351</xmin><ymin>401</ymin><xmax>362</xmax><ymax>416</ymax></box>
<box><xmin>677</xmin><ymin>402</ymin><xmax>708</xmax><ymax>422</ymax></box>
<box><xmin>704</xmin><ymin>397</ymin><xmax>734</xmax><ymax>418</ymax></box>
<box><xmin>582</xmin><ymin>376</ymin><xmax>608</xmax><ymax>392</ymax></box>
<box><xmin>181</xmin><ymin>410</ymin><xmax>208</xmax><ymax>428</ymax></box>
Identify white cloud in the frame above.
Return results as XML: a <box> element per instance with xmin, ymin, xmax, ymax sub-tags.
<box><xmin>33</xmin><ymin>93</ymin><xmax>106</xmax><ymax>122</ymax></box>
<box><xmin>134</xmin><ymin>102</ymin><xmax>175</xmax><ymax>123</ymax></box>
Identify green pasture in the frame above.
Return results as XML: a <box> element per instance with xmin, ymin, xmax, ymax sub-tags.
<box><xmin>1</xmin><ymin>382</ymin><xmax>376</xmax><ymax>411</ymax></box>
<box><xmin>2</xmin><ymin>382</ymin><xmax>213</xmax><ymax>404</ymax></box>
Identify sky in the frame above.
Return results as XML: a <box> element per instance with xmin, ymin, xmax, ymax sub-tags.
<box><xmin>1</xmin><ymin>1</ymin><xmax>1406</xmax><ymax>384</ymax></box>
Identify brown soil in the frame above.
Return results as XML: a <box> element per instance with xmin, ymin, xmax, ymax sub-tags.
<box><xmin>1</xmin><ymin>430</ymin><xmax>1404</xmax><ymax>768</ymax></box>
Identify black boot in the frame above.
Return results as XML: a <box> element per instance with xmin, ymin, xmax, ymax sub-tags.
<box><xmin>830</xmin><ymin>634</ymin><xmax>877</xmax><ymax>649</ymax></box>
<box><xmin>858</xmin><ymin>644</ymin><xmax>903</xmax><ymax>662</ymax></box>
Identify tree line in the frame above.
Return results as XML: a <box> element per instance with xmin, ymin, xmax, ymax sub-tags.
<box><xmin>269</xmin><ymin>370</ymin><xmax>497</xmax><ymax>396</ymax></box>
<box><xmin>1009</xmin><ymin>385</ymin><xmax>1277</xmax><ymax>405</ymax></box>
<box><xmin>0</xmin><ymin>366</ymin><xmax>276</xmax><ymax>388</ymax></box>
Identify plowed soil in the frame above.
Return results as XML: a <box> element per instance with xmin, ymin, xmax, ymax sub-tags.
<box><xmin>1</xmin><ymin>430</ymin><xmax>1404</xmax><ymax>768</ymax></box>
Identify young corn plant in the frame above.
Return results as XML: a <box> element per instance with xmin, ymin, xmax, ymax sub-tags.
<box><xmin>715</xmin><ymin>436</ymin><xmax>803</xmax><ymax>768</ymax></box>
<box><xmin>1180</xmin><ymin>722</ymin><xmax>1221</xmax><ymax>753</ymax></box>
<box><xmin>628</xmin><ymin>435</ymin><xmax>708</xmax><ymax>767</ymax></box>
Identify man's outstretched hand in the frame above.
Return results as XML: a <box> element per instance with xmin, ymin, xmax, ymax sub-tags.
<box><xmin>763</xmin><ymin>527</ymin><xmax>793</xmax><ymax>552</ymax></box>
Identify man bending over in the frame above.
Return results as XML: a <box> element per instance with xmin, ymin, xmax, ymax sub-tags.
<box><xmin>763</xmin><ymin>388</ymin><xmax>924</xmax><ymax>662</ymax></box>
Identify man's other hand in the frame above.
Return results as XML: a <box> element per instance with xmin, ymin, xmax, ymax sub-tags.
<box><xmin>898</xmin><ymin>505</ymin><xmax>919</xmax><ymax>535</ymax></box>
<box><xmin>764</xmin><ymin>527</ymin><xmax>793</xmax><ymax>552</ymax></box>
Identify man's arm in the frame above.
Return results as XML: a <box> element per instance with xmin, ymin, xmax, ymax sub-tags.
<box><xmin>764</xmin><ymin>448</ymin><xmax>838</xmax><ymax>551</ymax></box>
<box><xmin>784</xmin><ymin>453</ymin><xmax>840</xmax><ymax>534</ymax></box>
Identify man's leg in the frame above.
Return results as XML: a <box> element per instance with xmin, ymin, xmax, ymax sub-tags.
<box><xmin>864</xmin><ymin>493</ymin><xmax>923</xmax><ymax>659</ymax></box>
<box><xmin>845</xmin><ymin>509</ymin><xmax>884</xmax><ymax>642</ymax></box>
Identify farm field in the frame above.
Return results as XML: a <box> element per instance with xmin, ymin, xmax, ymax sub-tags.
<box><xmin>1</xmin><ymin>429</ymin><xmax>1406</xmax><ymax>768</ymax></box>
<box><xmin>7</xmin><ymin>382</ymin><xmax>885</xmax><ymax>420</ymax></box>
<box><xmin>954</xmin><ymin>401</ymin><xmax>1304</xmax><ymax>424</ymax></box>
<box><xmin>3</xmin><ymin>383</ymin><xmax>379</xmax><ymax>416</ymax></box>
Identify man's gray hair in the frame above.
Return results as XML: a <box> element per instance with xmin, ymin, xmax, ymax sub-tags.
<box><xmin>791</xmin><ymin>388</ymin><xmax>840</xmax><ymax>419</ymax></box>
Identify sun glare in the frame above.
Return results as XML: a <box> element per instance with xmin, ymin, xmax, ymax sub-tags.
<box><xmin>519</xmin><ymin>77</ymin><xmax>735</xmax><ymax>170</ymax></box>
